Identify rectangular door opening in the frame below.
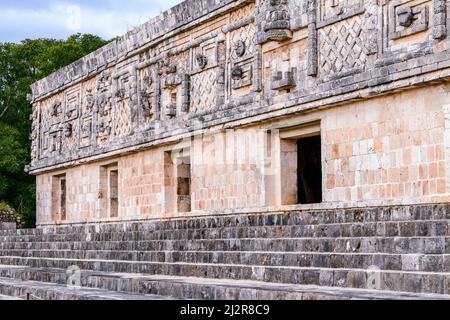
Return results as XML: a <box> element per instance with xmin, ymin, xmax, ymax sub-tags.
<box><xmin>109</xmin><ymin>169</ymin><xmax>119</xmax><ymax>218</ymax></box>
<box><xmin>177</xmin><ymin>155</ymin><xmax>191</xmax><ymax>213</ymax></box>
<box><xmin>52</xmin><ymin>174</ymin><xmax>67</xmax><ymax>221</ymax></box>
<box><xmin>297</xmin><ymin>135</ymin><xmax>322</xmax><ymax>204</ymax></box>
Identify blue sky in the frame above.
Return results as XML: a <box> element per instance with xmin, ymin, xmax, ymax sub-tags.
<box><xmin>0</xmin><ymin>0</ymin><xmax>182</xmax><ymax>43</ymax></box>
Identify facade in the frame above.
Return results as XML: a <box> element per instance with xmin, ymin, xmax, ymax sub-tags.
<box><xmin>27</xmin><ymin>0</ymin><xmax>450</xmax><ymax>227</ymax></box>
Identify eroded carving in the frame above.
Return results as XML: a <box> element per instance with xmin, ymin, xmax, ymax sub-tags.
<box><xmin>196</xmin><ymin>54</ymin><xmax>208</xmax><ymax>70</ymax></box>
<box><xmin>264</xmin><ymin>0</ymin><xmax>292</xmax><ymax>42</ymax></box>
<box><xmin>433</xmin><ymin>0</ymin><xmax>448</xmax><ymax>40</ymax></box>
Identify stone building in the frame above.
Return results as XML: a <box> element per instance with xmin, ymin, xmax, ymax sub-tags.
<box><xmin>27</xmin><ymin>0</ymin><xmax>450</xmax><ymax>227</ymax></box>
<box><xmin>0</xmin><ymin>0</ymin><xmax>449</xmax><ymax>300</ymax></box>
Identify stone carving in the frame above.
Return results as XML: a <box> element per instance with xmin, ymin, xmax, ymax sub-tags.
<box><xmin>389</xmin><ymin>2</ymin><xmax>430</xmax><ymax>40</ymax></box>
<box><xmin>97</xmin><ymin>71</ymin><xmax>112</xmax><ymax>92</ymax></box>
<box><xmin>30</xmin><ymin>108</ymin><xmax>40</xmax><ymax>162</ymax></box>
<box><xmin>397</xmin><ymin>7</ymin><xmax>414</xmax><ymax>27</ymax></box>
<box><xmin>364</xmin><ymin>0</ymin><xmax>379</xmax><ymax>56</ymax></box>
<box><xmin>271</xmin><ymin>68</ymin><xmax>296</xmax><ymax>91</ymax></box>
<box><xmin>27</xmin><ymin>0</ymin><xmax>450</xmax><ymax>174</ymax></box>
<box><xmin>97</xmin><ymin>94</ymin><xmax>112</xmax><ymax>117</ymax></box>
<box><xmin>433</xmin><ymin>0</ymin><xmax>448</xmax><ymax>40</ymax></box>
<box><xmin>264</xmin><ymin>0</ymin><xmax>292</xmax><ymax>42</ymax></box>
<box><xmin>79</xmin><ymin>117</ymin><xmax>93</xmax><ymax>148</ymax></box>
<box><xmin>63</xmin><ymin>123</ymin><xmax>73</xmax><ymax>138</ymax></box>
<box><xmin>307</xmin><ymin>0</ymin><xmax>318</xmax><ymax>76</ymax></box>
<box><xmin>97</xmin><ymin>120</ymin><xmax>112</xmax><ymax>138</ymax></box>
<box><xmin>139</xmin><ymin>67</ymin><xmax>161</xmax><ymax>123</ymax></box>
<box><xmin>232</xmin><ymin>66</ymin><xmax>244</xmax><ymax>80</ymax></box>
<box><xmin>319</xmin><ymin>15</ymin><xmax>367</xmax><ymax>75</ymax></box>
<box><xmin>191</xmin><ymin>68</ymin><xmax>218</xmax><ymax>112</ymax></box>
<box><xmin>320</xmin><ymin>0</ymin><xmax>364</xmax><ymax>22</ymax></box>
<box><xmin>196</xmin><ymin>54</ymin><xmax>208</xmax><ymax>69</ymax></box>
<box><xmin>65</xmin><ymin>92</ymin><xmax>79</xmax><ymax>122</ymax></box>
<box><xmin>112</xmin><ymin>72</ymin><xmax>134</xmax><ymax>138</ymax></box>
<box><xmin>51</xmin><ymin>100</ymin><xmax>62</xmax><ymax>118</ymax></box>
<box><xmin>235</xmin><ymin>40</ymin><xmax>246</xmax><ymax>57</ymax></box>
<box><xmin>84</xmin><ymin>91</ymin><xmax>95</xmax><ymax>114</ymax></box>
<box><xmin>163</xmin><ymin>103</ymin><xmax>177</xmax><ymax>118</ymax></box>
<box><xmin>181</xmin><ymin>74</ymin><xmax>191</xmax><ymax>113</ymax></box>
<box><xmin>231</xmin><ymin>63</ymin><xmax>253</xmax><ymax>89</ymax></box>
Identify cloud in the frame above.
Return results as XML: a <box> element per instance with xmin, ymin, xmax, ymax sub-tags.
<box><xmin>0</xmin><ymin>0</ymin><xmax>182</xmax><ymax>43</ymax></box>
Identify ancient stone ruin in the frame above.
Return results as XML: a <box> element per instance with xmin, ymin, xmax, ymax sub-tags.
<box><xmin>0</xmin><ymin>0</ymin><xmax>450</xmax><ymax>300</ymax></box>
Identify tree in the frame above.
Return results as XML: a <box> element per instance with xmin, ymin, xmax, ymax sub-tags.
<box><xmin>0</xmin><ymin>33</ymin><xmax>109</xmax><ymax>227</ymax></box>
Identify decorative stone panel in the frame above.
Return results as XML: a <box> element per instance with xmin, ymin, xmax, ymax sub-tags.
<box><xmin>318</xmin><ymin>15</ymin><xmax>367</xmax><ymax>76</ymax></box>
<box><xmin>388</xmin><ymin>0</ymin><xmax>430</xmax><ymax>40</ymax></box>
<box><xmin>319</xmin><ymin>0</ymin><xmax>364</xmax><ymax>24</ymax></box>
<box><xmin>191</xmin><ymin>68</ymin><xmax>219</xmax><ymax>112</ymax></box>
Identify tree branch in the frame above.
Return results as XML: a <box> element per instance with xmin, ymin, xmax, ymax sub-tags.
<box><xmin>0</xmin><ymin>94</ymin><xmax>11</xmax><ymax>120</ymax></box>
<box><xmin>0</xmin><ymin>105</ymin><xmax>10</xmax><ymax>119</ymax></box>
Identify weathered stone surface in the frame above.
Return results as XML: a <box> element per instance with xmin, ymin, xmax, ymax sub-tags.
<box><xmin>0</xmin><ymin>204</ymin><xmax>448</xmax><ymax>299</ymax></box>
<box><xmin>22</xmin><ymin>0</ymin><xmax>450</xmax><ymax>226</ymax></box>
<box><xmin>14</xmin><ymin>0</ymin><xmax>450</xmax><ymax>300</ymax></box>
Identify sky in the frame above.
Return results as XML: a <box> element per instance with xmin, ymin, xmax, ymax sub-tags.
<box><xmin>0</xmin><ymin>0</ymin><xmax>183</xmax><ymax>43</ymax></box>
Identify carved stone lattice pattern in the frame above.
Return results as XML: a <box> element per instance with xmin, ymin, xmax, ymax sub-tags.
<box><xmin>114</xmin><ymin>100</ymin><xmax>132</xmax><ymax>137</ymax></box>
<box><xmin>190</xmin><ymin>68</ymin><xmax>218</xmax><ymax>112</ymax></box>
<box><xmin>230</xmin><ymin>3</ymin><xmax>255</xmax><ymax>23</ymax></box>
<box><xmin>319</xmin><ymin>15</ymin><xmax>367</xmax><ymax>75</ymax></box>
<box><xmin>230</xmin><ymin>24</ymin><xmax>256</xmax><ymax>60</ymax></box>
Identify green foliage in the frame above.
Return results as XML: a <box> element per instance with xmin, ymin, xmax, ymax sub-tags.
<box><xmin>0</xmin><ymin>33</ymin><xmax>109</xmax><ymax>228</ymax></box>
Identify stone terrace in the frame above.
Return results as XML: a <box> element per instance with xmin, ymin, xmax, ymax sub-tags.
<box><xmin>0</xmin><ymin>205</ymin><xmax>449</xmax><ymax>300</ymax></box>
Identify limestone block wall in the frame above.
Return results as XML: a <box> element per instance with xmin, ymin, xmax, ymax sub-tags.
<box><xmin>36</xmin><ymin>84</ymin><xmax>450</xmax><ymax>226</ymax></box>
<box><xmin>322</xmin><ymin>85</ymin><xmax>447</xmax><ymax>203</ymax></box>
<box><xmin>29</xmin><ymin>0</ymin><xmax>450</xmax><ymax>225</ymax></box>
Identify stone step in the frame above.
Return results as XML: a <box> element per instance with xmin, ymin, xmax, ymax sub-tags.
<box><xmin>0</xmin><ymin>265</ymin><xmax>447</xmax><ymax>300</ymax></box>
<box><xmin>0</xmin><ymin>257</ymin><xmax>448</xmax><ymax>294</ymax></box>
<box><xmin>0</xmin><ymin>250</ymin><xmax>448</xmax><ymax>272</ymax></box>
<box><xmin>0</xmin><ymin>237</ymin><xmax>447</xmax><ymax>254</ymax></box>
<box><xmin>1</xmin><ymin>204</ymin><xmax>448</xmax><ymax>239</ymax></box>
<box><xmin>0</xmin><ymin>205</ymin><xmax>447</xmax><ymax>236</ymax></box>
<box><xmin>0</xmin><ymin>277</ymin><xmax>174</xmax><ymax>300</ymax></box>
<box><xmin>1</xmin><ymin>220</ymin><xmax>448</xmax><ymax>243</ymax></box>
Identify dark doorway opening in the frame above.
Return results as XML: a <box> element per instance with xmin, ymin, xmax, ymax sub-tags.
<box><xmin>177</xmin><ymin>156</ymin><xmax>192</xmax><ymax>213</ymax></box>
<box><xmin>297</xmin><ymin>135</ymin><xmax>322</xmax><ymax>204</ymax></box>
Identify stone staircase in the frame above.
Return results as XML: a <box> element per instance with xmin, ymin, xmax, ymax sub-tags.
<box><xmin>0</xmin><ymin>204</ymin><xmax>449</xmax><ymax>300</ymax></box>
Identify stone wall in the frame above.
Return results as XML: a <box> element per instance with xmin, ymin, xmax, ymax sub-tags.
<box><xmin>35</xmin><ymin>84</ymin><xmax>450</xmax><ymax>226</ymax></box>
<box><xmin>28</xmin><ymin>0</ymin><xmax>450</xmax><ymax>226</ymax></box>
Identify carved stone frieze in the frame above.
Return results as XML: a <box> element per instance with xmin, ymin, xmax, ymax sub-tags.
<box><xmin>264</xmin><ymin>0</ymin><xmax>292</xmax><ymax>42</ymax></box>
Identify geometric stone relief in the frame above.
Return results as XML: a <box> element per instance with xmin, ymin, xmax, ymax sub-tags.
<box><xmin>318</xmin><ymin>14</ymin><xmax>367</xmax><ymax>75</ymax></box>
<box><xmin>319</xmin><ymin>0</ymin><xmax>364</xmax><ymax>22</ymax></box>
<box><xmin>159</xmin><ymin>51</ymin><xmax>190</xmax><ymax>119</ymax></box>
<box><xmin>364</xmin><ymin>0</ymin><xmax>380</xmax><ymax>56</ymax></box>
<box><xmin>30</xmin><ymin>106</ymin><xmax>40</xmax><ymax>163</ymax></box>
<box><xmin>263</xmin><ymin>0</ymin><xmax>292</xmax><ymax>42</ymax></box>
<box><xmin>190</xmin><ymin>39</ymin><xmax>224</xmax><ymax>112</ymax></box>
<box><xmin>388</xmin><ymin>0</ymin><xmax>431</xmax><ymax>40</ymax></box>
<box><xmin>307</xmin><ymin>0</ymin><xmax>319</xmax><ymax>76</ymax></box>
<box><xmin>62</xmin><ymin>88</ymin><xmax>80</xmax><ymax>151</ymax></box>
<box><xmin>229</xmin><ymin>22</ymin><xmax>256</xmax><ymax>93</ymax></box>
<box><xmin>433</xmin><ymin>0</ymin><xmax>448</xmax><ymax>40</ymax></box>
<box><xmin>112</xmin><ymin>72</ymin><xmax>133</xmax><ymax>138</ymax></box>
<box><xmin>95</xmin><ymin>71</ymin><xmax>113</xmax><ymax>144</ymax></box>
<box><xmin>191</xmin><ymin>67</ymin><xmax>219</xmax><ymax>112</ymax></box>
<box><xmin>138</xmin><ymin>66</ymin><xmax>160</xmax><ymax>124</ymax></box>
<box><xmin>231</xmin><ymin>61</ymin><xmax>253</xmax><ymax>90</ymax></box>
<box><xmin>271</xmin><ymin>68</ymin><xmax>297</xmax><ymax>91</ymax></box>
<box><xmin>230</xmin><ymin>24</ymin><xmax>257</xmax><ymax>61</ymax></box>
<box><xmin>79</xmin><ymin>80</ymin><xmax>96</xmax><ymax>149</ymax></box>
